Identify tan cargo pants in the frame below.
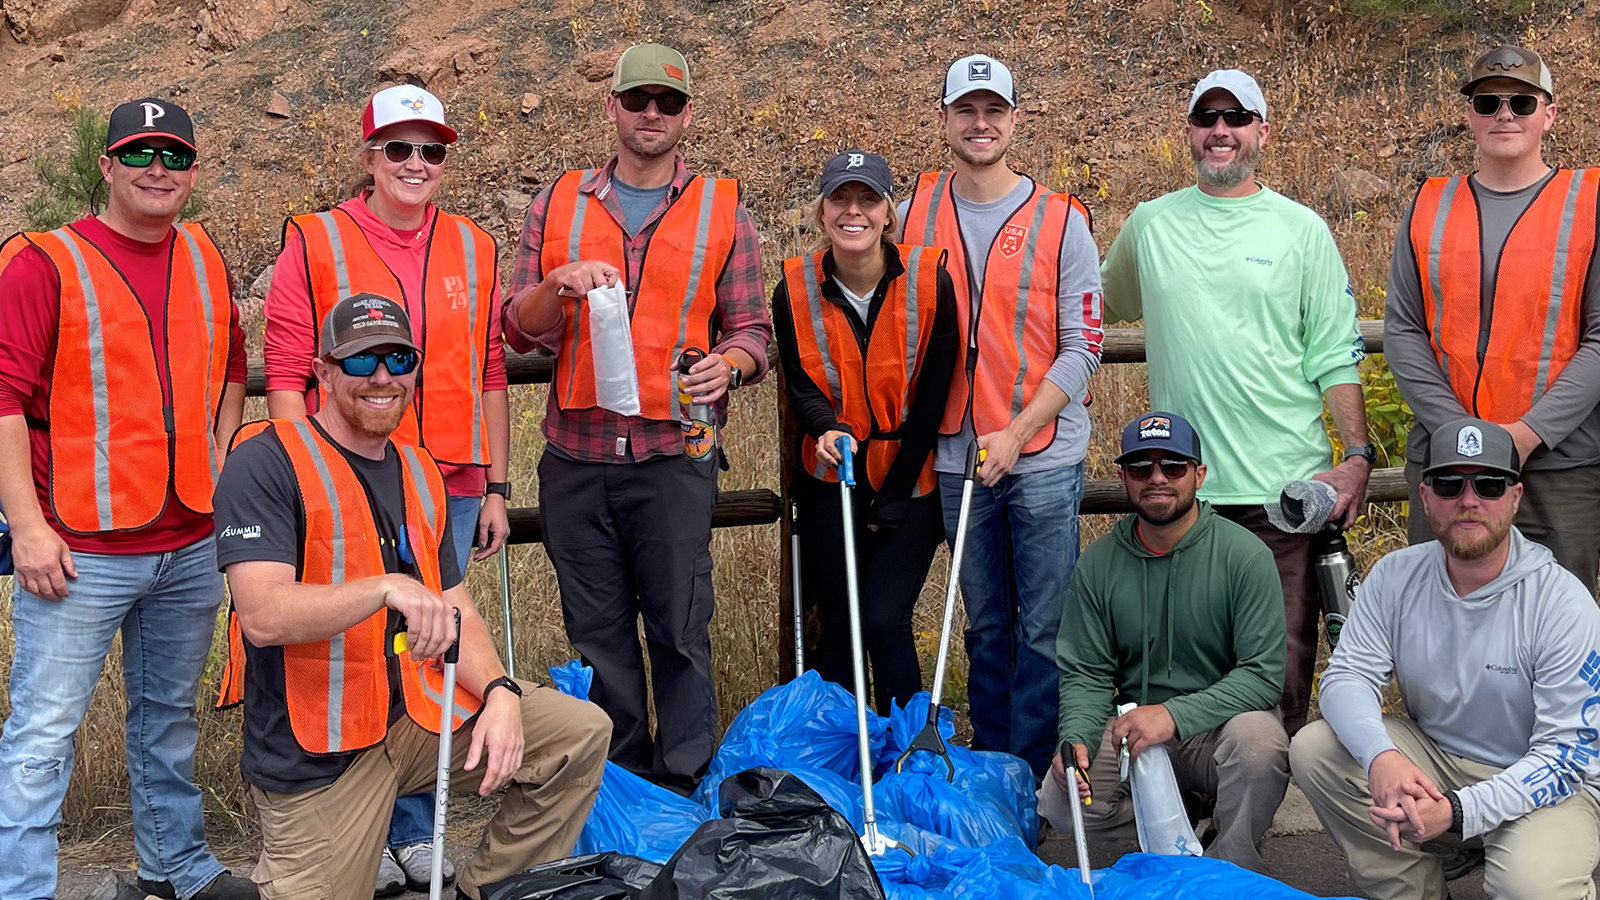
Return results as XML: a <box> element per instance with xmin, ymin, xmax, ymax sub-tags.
<box><xmin>248</xmin><ymin>681</ymin><xmax>610</xmax><ymax>900</ymax></box>
<box><xmin>1292</xmin><ymin>716</ymin><xmax>1600</xmax><ymax>900</ymax></box>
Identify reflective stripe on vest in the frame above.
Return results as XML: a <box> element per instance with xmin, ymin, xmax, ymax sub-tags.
<box><xmin>290</xmin><ymin>207</ymin><xmax>496</xmax><ymax>466</ymax></box>
<box><xmin>1411</xmin><ymin>168</ymin><xmax>1600</xmax><ymax>422</ymax></box>
<box><xmin>902</xmin><ymin>171</ymin><xmax>1078</xmax><ymax>456</ymax></box>
<box><xmin>0</xmin><ymin>225</ymin><xmax>232</xmax><ymax>534</ymax></box>
<box><xmin>782</xmin><ymin>245</ymin><xmax>942</xmax><ymax>495</ymax></box>
<box><xmin>220</xmin><ymin>419</ymin><xmax>481</xmax><ymax>751</ymax></box>
<box><xmin>540</xmin><ymin>169</ymin><xmax>741</xmax><ymax>421</ymax></box>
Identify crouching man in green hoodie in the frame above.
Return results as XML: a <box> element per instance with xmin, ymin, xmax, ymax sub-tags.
<box><xmin>1050</xmin><ymin>411</ymin><xmax>1290</xmax><ymax>870</ymax></box>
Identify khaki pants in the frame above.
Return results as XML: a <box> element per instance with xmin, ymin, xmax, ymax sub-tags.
<box><xmin>249</xmin><ymin>682</ymin><xmax>611</xmax><ymax>900</ymax></box>
<box><xmin>1060</xmin><ymin>709</ymin><xmax>1289</xmax><ymax>871</ymax></box>
<box><xmin>1291</xmin><ymin>716</ymin><xmax>1600</xmax><ymax>900</ymax></box>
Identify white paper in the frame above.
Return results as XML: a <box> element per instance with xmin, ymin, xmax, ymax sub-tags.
<box><xmin>585</xmin><ymin>283</ymin><xmax>641</xmax><ymax>417</ymax></box>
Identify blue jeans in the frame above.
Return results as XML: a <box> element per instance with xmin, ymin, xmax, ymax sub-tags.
<box><xmin>940</xmin><ymin>462</ymin><xmax>1083</xmax><ymax>778</ymax></box>
<box><xmin>0</xmin><ymin>537</ymin><xmax>227</xmax><ymax>900</ymax></box>
<box><xmin>387</xmin><ymin>494</ymin><xmax>482</xmax><ymax>849</ymax></box>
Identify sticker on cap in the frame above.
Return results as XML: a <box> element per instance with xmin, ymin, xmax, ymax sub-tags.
<box><xmin>400</xmin><ymin>96</ymin><xmax>426</xmax><ymax>113</ymax></box>
<box><xmin>969</xmin><ymin>60</ymin><xmax>992</xmax><ymax>80</ymax></box>
<box><xmin>663</xmin><ymin>63</ymin><xmax>685</xmax><ymax>81</ymax></box>
<box><xmin>1139</xmin><ymin>416</ymin><xmax>1172</xmax><ymax>440</ymax></box>
<box><xmin>1458</xmin><ymin>425</ymin><xmax>1483</xmax><ymax>458</ymax></box>
<box><xmin>847</xmin><ymin>153</ymin><xmax>864</xmax><ymax>168</ymax></box>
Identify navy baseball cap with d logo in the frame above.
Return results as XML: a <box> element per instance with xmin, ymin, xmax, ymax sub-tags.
<box><xmin>1115</xmin><ymin>411</ymin><xmax>1203</xmax><ymax>464</ymax></box>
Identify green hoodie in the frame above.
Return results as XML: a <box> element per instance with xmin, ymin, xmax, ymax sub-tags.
<box><xmin>1056</xmin><ymin>502</ymin><xmax>1287</xmax><ymax>757</ymax></box>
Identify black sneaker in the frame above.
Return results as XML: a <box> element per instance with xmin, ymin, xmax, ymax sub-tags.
<box><xmin>138</xmin><ymin>872</ymin><xmax>259</xmax><ymax>900</ymax></box>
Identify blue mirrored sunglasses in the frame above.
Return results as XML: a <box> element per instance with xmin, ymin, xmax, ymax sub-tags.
<box><xmin>337</xmin><ymin>349</ymin><xmax>419</xmax><ymax>377</ymax></box>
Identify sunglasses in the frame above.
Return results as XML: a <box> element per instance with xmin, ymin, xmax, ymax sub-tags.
<box><xmin>1121</xmin><ymin>457</ymin><xmax>1195</xmax><ymax>480</ymax></box>
<box><xmin>1187</xmin><ymin>107</ymin><xmax>1261</xmax><ymax>129</ymax></box>
<box><xmin>1426</xmin><ymin>472</ymin><xmax>1514</xmax><ymax>500</ymax></box>
<box><xmin>381</xmin><ymin>140</ymin><xmax>448</xmax><ymax>166</ymax></box>
<box><xmin>1469</xmin><ymin>92</ymin><xmax>1543</xmax><ymax>117</ymax></box>
<box><xmin>113</xmin><ymin>144</ymin><xmax>196</xmax><ymax>171</ymax></box>
<box><xmin>337</xmin><ymin>349</ymin><xmax>420</xmax><ymax>378</ymax></box>
<box><xmin>615</xmin><ymin>89</ymin><xmax>688</xmax><ymax>116</ymax></box>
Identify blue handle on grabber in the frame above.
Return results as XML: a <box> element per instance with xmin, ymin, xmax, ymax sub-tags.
<box><xmin>835</xmin><ymin>435</ymin><xmax>856</xmax><ymax>488</ymax></box>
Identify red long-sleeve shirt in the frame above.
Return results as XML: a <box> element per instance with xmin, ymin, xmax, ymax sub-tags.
<box><xmin>0</xmin><ymin>216</ymin><xmax>248</xmax><ymax>554</ymax></box>
<box><xmin>262</xmin><ymin>194</ymin><xmax>508</xmax><ymax>497</ymax></box>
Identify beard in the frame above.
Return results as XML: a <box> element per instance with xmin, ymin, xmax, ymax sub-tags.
<box><xmin>619</xmin><ymin>123</ymin><xmax>681</xmax><ymax>160</ymax></box>
<box><xmin>1192</xmin><ymin>135</ymin><xmax>1261</xmax><ymax>190</ymax></box>
<box><xmin>1428</xmin><ymin>508</ymin><xmax>1515</xmax><ymax>561</ymax></box>
<box><xmin>1134</xmin><ymin>490</ymin><xmax>1197</xmax><ymax>527</ymax></box>
<box><xmin>332</xmin><ymin>387</ymin><xmax>408</xmax><ymax>439</ymax></box>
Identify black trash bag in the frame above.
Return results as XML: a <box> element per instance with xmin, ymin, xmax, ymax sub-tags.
<box><xmin>639</xmin><ymin>767</ymin><xmax>888</xmax><ymax>900</ymax></box>
<box><xmin>480</xmin><ymin>852</ymin><xmax>663</xmax><ymax>900</ymax></box>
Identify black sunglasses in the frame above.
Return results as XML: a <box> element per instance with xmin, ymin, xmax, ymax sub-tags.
<box><xmin>1187</xmin><ymin>107</ymin><xmax>1262</xmax><ymax>129</ymax></box>
<box><xmin>1426</xmin><ymin>472</ymin><xmax>1515</xmax><ymax>500</ymax></box>
<box><xmin>1121</xmin><ymin>457</ymin><xmax>1195</xmax><ymax>481</ymax></box>
<box><xmin>615</xmin><ymin>89</ymin><xmax>688</xmax><ymax>116</ymax></box>
<box><xmin>337</xmin><ymin>349</ymin><xmax>420</xmax><ymax>378</ymax></box>
<box><xmin>381</xmin><ymin>140</ymin><xmax>448</xmax><ymax>166</ymax></box>
<box><xmin>1470</xmin><ymin>93</ymin><xmax>1543</xmax><ymax>118</ymax></box>
<box><xmin>113</xmin><ymin>144</ymin><xmax>196</xmax><ymax>171</ymax></box>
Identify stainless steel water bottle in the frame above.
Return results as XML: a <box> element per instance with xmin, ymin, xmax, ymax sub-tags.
<box><xmin>1311</xmin><ymin>524</ymin><xmax>1359</xmax><ymax>649</ymax></box>
<box><xmin>677</xmin><ymin>347</ymin><xmax>716</xmax><ymax>461</ymax></box>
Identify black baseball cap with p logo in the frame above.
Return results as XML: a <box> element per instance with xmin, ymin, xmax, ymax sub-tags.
<box><xmin>107</xmin><ymin>98</ymin><xmax>197</xmax><ymax>153</ymax></box>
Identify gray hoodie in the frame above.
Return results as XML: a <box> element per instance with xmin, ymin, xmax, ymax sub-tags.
<box><xmin>1319</xmin><ymin>529</ymin><xmax>1600</xmax><ymax>838</ymax></box>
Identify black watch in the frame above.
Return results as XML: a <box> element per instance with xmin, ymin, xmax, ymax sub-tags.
<box><xmin>484</xmin><ymin>676</ymin><xmax>523</xmax><ymax>701</ymax></box>
<box><xmin>728</xmin><ymin>364</ymin><xmax>743</xmax><ymax>391</ymax></box>
<box><xmin>484</xmin><ymin>481</ymin><xmax>511</xmax><ymax>502</ymax></box>
<box><xmin>1343</xmin><ymin>444</ymin><xmax>1377</xmax><ymax>465</ymax></box>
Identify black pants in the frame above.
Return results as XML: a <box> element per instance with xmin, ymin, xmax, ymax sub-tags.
<box><xmin>538</xmin><ymin>450</ymin><xmax>718</xmax><ymax>792</ymax></box>
<box><xmin>794</xmin><ymin>475</ymin><xmax>945</xmax><ymax>714</ymax></box>
<box><xmin>1214</xmin><ymin>505</ymin><xmax>1316</xmax><ymax>736</ymax></box>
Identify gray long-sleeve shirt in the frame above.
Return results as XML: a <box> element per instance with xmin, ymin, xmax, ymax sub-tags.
<box><xmin>1318</xmin><ymin>530</ymin><xmax>1600</xmax><ymax>838</ymax></box>
<box><xmin>1385</xmin><ymin>170</ymin><xmax>1600</xmax><ymax>469</ymax></box>
<box><xmin>897</xmin><ymin>176</ymin><xmax>1104</xmax><ymax>474</ymax></box>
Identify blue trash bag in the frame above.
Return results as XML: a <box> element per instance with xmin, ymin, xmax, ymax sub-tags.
<box><xmin>877</xmin><ymin>693</ymin><xmax>1038</xmax><ymax>846</ymax></box>
<box><xmin>873</xmin><ymin>769</ymin><xmax>1023</xmax><ymax>850</ymax></box>
<box><xmin>548</xmin><ymin>662</ymin><xmax>709</xmax><ymax>863</ymax></box>
<box><xmin>875</xmin><ymin>836</ymin><xmax>1114</xmax><ymax>900</ymax></box>
<box><xmin>692</xmin><ymin>670</ymin><xmax>886</xmax><ymax>809</ymax></box>
<box><xmin>1102</xmin><ymin>853</ymin><xmax>1362</xmax><ymax>900</ymax></box>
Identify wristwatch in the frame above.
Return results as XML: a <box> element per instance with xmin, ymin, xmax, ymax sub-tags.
<box><xmin>1343</xmin><ymin>444</ymin><xmax>1377</xmax><ymax>465</ymax></box>
<box><xmin>484</xmin><ymin>676</ymin><xmax>523</xmax><ymax>701</ymax></box>
<box><xmin>728</xmin><ymin>363</ymin><xmax>744</xmax><ymax>391</ymax></box>
<box><xmin>484</xmin><ymin>482</ymin><xmax>511</xmax><ymax>502</ymax></box>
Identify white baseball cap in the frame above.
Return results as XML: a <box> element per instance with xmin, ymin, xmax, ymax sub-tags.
<box><xmin>1188</xmin><ymin>69</ymin><xmax>1268</xmax><ymax>121</ymax></box>
<box><xmin>942</xmin><ymin>54</ymin><xmax>1016</xmax><ymax>107</ymax></box>
<box><xmin>362</xmin><ymin>85</ymin><xmax>458</xmax><ymax>143</ymax></box>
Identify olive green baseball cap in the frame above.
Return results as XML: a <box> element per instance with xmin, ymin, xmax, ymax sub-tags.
<box><xmin>611</xmin><ymin>43</ymin><xmax>692</xmax><ymax>96</ymax></box>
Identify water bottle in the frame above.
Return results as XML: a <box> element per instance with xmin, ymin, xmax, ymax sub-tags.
<box><xmin>677</xmin><ymin>347</ymin><xmax>716</xmax><ymax>461</ymax></box>
<box><xmin>1312</xmin><ymin>525</ymin><xmax>1359</xmax><ymax>650</ymax></box>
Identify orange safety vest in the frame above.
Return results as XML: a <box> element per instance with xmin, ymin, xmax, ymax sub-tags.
<box><xmin>782</xmin><ymin>246</ymin><xmax>942</xmax><ymax>496</ymax></box>
<box><xmin>288</xmin><ymin>207</ymin><xmax>497</xmax><ymax>467</ymax></box>
<box><xmin>902</xmin><ymin>172</ymin><xmax>1087</xmax><ymax>456</ymax></box>
<box><xmin>0</xmin><ymin>224</ymin><xmax>232</xmax><ymax>534</ymax></box>
<box><xmin>539</xmin><ymin>169</ymin><xmax>741</xmax><ymax>422</ymax></box>
<box><xmin>216</xmin><ymin>419</ymin><xmax>480</xmax><ymax>753</ymax></box>
<box><xmin>1411</xmin><ymin>168</ymin><xmax>1600</xmax><ymax>423</ymax></box>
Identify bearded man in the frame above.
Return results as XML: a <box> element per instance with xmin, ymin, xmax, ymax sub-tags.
<box><xmin>1100</xmin><ymin>68</ymin><xmax>1371</xmax><ymax>737</ymax></box>
<box><xmin>1049</xmin><ymin>411</ymin><xmax>1289</xmax><ymax>871</ymax></box>
<box><xmin>1292</xmin><ymin>417</ymin><xmax>1600</xmax><ymax>900</ymax></box>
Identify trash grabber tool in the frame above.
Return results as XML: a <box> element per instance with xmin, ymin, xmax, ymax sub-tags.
<box><xmin>791</xmin><ymin>514</ymin><xmax>805</xmax><ymax>677</ymax></box>
<box><xmin>497</xmin><ymin>545</ymin><xmax>517</xmax><ymax>678</ymax></box>
<box><xmin>1070</xmin><ymin>763</ymin><xmax>1096</xmax><ymax>898</ymax></box>
<box><xmin>392</xmin><ymin>608</ymin><xmax>463</xmax><ymax>900</ymax></box>
<box><xmin>836</xmin><ymin>436</ymin><xmax>912</xmax><ymax>858</ymax></box>
<box><xmin>893</xmin><ymin>439</ymin><xmax>983</xmax><ymax>781</ymax></box>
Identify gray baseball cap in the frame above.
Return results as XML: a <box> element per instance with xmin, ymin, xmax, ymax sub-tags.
<box><xmin>1423</xmin><ymin>417</ymin><xmax>1521</xmax><ymax>479</ymax></box>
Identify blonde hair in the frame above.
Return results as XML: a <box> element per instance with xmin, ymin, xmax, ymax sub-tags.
<box><xmin>805</xmin><ymin>192</ymin><xmax>899</xmax><ymax>254</ymax></box>
<box><xmin>343</xmin><ymin>139</ymin><xmax>383</xmax><ymax>199</ymax></box>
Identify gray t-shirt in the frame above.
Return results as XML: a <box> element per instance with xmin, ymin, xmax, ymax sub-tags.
<box><xmin>1385</xmin><ymin>169</ymin><xmax>1600</xmax><ymax>469</ymax></box>
<box><xmin>898</xmin><ymin>176</ymin><xmax>1104</xmax><ymax>475</ymax></box>
<box><xmin>832</xmin><ymin>277</ymin><xmax>874</xmax><ymax>324</ymax></box>
<box><xmin>611</xmin><ymin>177</ymin><xmax>670</xmax><ymax>236</ymax></box>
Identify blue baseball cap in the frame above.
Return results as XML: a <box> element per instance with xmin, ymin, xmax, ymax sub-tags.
<box><xmin>1116</xmin><ymin>411</ymin><xmax>1203</xmax><ymax>464</ymax></box>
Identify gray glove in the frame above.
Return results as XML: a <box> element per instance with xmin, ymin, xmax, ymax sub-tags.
<box><xmin>1265</xmin><ymin>480</ymin><xmax>1339</xmax><ymax>534</ymax></box>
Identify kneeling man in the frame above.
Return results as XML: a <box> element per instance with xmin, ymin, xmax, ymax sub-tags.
<box><xmin>1293</xmin><ymin>418</ymin><xmax>1600</xmax><ymax>900</ymax></box>
<box><xmin>212</xmin><ymin>294</ymin><xmax>610</xmax><ymax>899</ymax></box>
<box><xmin>1051</xmin><ymin>412</ymin><xmax>1290</xmax><ymax>870</ymax></box>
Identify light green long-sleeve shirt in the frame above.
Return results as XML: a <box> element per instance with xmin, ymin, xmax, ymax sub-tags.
<box><xmin>1101</xmin><ymin>185</ymin><xmax>1364</xmax><ymax>504</ymax></box>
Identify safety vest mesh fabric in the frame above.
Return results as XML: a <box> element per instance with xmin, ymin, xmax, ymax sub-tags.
<box><xmin>781</xmin><ymin>246</ymin><xmax>942</xmax><ymax>496</ymax></box>
<box><xmin>0</xmin><ymin>224</ymin><xmax>232</xmax><ymax>534</ymax></box>
<box><xmin>1411</xmin><ymin>168</ymin><xmax>1600</xmax><ymax>423</ymax></box>
<box><xmin>214</xmin><ymin>418</ymin><xmax>480</xmax><ymax>752</ymax></box>
<box><xmin>902</xmin><ymin>171</ymin><xmax>1079</xmax><ymax>455</ymax></box>
<box><xmin>539</xmin><ymin>169</ymin><xmax>741</xmax><ymax>421</ymax></box>
<box><xmin>289</xmin><ymin>208</ymin><xmax>496</xmax><ymax>467</ymax></box>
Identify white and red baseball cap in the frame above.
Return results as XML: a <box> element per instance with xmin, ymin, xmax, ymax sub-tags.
<box><xmin>361</xmin><ymin>85</ymin><xmax>458</xmax><ymax>143</ymax></box>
